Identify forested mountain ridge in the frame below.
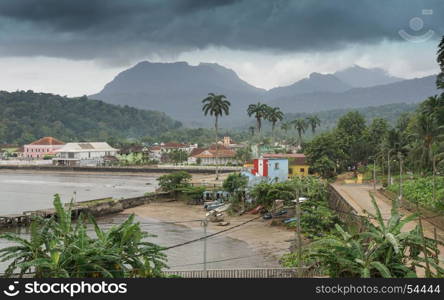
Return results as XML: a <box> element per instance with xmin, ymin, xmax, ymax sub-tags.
<box><xmin>91</xmin><ymin>61</ymin><xmax>437</xmax><ymax>126</ymax></box>
<box><xmin>0</xmin><ymin>90</ymin><xmax>182</xmax><ymax>144</ymax></box>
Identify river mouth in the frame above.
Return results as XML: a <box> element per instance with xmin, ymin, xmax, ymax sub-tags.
<box><xmin>0</xmin><ymin>171</ymin><xmax>273</xmax><ymax>272</ymax></box>
<box><xmin>0</xmin><ymin>213</ymin><xmax>272</xmax><ymax>272</ymax></box>
<box><xmin>0</xmin><ymin>171</ymin><xmax>158</xmax><ymax>215</ymax></box>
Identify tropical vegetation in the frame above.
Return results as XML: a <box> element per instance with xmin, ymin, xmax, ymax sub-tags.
<box><xmin>0</xmin><ymin>195</ymin><xmax>167</xmax><ymax>278</ymax></box>
<box><xmin>282</xmin><ymin>196</ymin><xmax>443</xmax><ymax>278</ymax></box>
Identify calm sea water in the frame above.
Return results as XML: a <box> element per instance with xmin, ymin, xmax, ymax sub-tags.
<box><xmin>0</xmin><ymin>171</ymin><xmax>273</xmax><ymax>271</ymax></box>
<box><xmin>0</xmin><ymin>171</ymin><xmax>158</xmax><ymax>215</ymax></box>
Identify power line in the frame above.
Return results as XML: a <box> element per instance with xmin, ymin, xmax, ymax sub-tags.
<box><xmin>164</xmin><ymin>215</ymin><xmax>263</xmax><ymax>250</ymax></box>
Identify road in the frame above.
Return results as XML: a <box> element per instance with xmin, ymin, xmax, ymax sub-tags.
<box><xmin>331</xmin><ymin>183</ymin><xmax>444</xmax><ymax>272</ymax></box>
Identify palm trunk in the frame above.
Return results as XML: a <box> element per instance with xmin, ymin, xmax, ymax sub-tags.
<box><xmin>215</xmin><ymin>116</ymin><xmax>219</xmax><ymax>180</ymax></box>
<box><xmin>256</xmin><ymin>118</ymin><xmax>261</xmax><ymax>135</ymax></box>
<box><xmin>271</xmin><ymin>123</ymin><xmax>275</xmax><ymax>143</ymax></box>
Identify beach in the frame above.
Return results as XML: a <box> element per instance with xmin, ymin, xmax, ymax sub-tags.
<box><xmin>124</xmin><ymin>200</ymin><xmax>295</xmax><ymax>265</ymax></box>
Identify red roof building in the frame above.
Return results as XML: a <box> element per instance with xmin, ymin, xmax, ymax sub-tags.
<box><xmin>24</xmin><ymin>137</ymin><xmax>65</xmax><ymax>159</ymax></box>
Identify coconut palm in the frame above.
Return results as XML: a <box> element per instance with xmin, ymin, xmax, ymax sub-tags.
<box><xmin>248</xmin><ymin>126</ymin><xmax>255</xmax><ymax>137</ymax></box>
<box><xmin>306</xmin><ymin>115</ymin><xmax>321</xmax><ymax>135</ymax></box>
<box><xmin>292</xmin><ymin>118</ymin><xmax>308</xmax><ymax>145</ymax></box>
<box><xmin>265</xmin><ymin>106</ymin><xmax>284</xmax><ymax>137</ymax></box>
<box><xmin>202</xmin><ymin>93</ymin><xmax>231</xmax><ymax>180</ymax></box>
<box><xmin>247</xmin><ymin>102</ymin><xmax>269</xmax><ymax>134</ymax></box>
<box><xmin>437</xmin><ymin>36</ymin><xmax>444</xmax><ymax>89</ymax></box>
<box><xmin>281</xmin><ymin>121</ymin><xmax>291</xmax><ymax>134</ymax></box>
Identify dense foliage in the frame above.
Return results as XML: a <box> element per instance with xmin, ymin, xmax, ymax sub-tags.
<box><xmin>0</xmin><ymin>90</ymin><xmax>182</xmax><ymax>144</ymax></box>
<box><xmin>282</xmin><ymin>197</ymin><xmax>443</xmax><ymax>278</ymax></box>
<box><xmin>0</xmin><ymin>195</ymin><xmax>167</xmax><ymax>278</ymax></box>
<box><xmin>387</xmin><ymin>177</ymin><xmax>444</xmax><ymax>211</ymax></box>
<box><xmin>249</xmin><ymin>176</ymin><xmax>339</xmax><ymax>239</ymax></box>
<box><xmin>157</xmin><ymin>171</ymin><xmax>192</xmax><ymax>200</ymax></box>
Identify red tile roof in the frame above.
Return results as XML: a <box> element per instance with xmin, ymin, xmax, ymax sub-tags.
<box><xmin>195</xmin><ymin>149</ymin><xmax>236</xmax><ymax>158</ymax></box>
<box><xmin>262</xmin><ymin>153</ymin><xmax>307</xmax><ymax>164</ymax></box>
<box><xmin>189</xmin><ymin>148</ymin><xmax>206</xmax><ymax>157</ymax></box>
<box><xmin>162</xmin><ymin>142</ymin><xmax>187</xmax><ymax>148</ymax></box>
<box><xmin>208</xmin><ymin>144</ymin><xmax>230</xmax><ymax>150</ymax></box>
<box><xmin>29</xmin><ymin>137</ymin><xmax>64</xmax><ymax>146</ymax></box>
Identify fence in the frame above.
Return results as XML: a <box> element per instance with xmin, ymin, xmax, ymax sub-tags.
<box><xmin>164</xmin><ymin>267</ymin><xmax>319</xmax><ymax>278</ymax></box>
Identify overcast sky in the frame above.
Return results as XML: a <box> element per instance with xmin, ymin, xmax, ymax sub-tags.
<box><xmin>0</xmin><ymin>0</ymin><xmax>443</xmax><ymax>96</ymax></box>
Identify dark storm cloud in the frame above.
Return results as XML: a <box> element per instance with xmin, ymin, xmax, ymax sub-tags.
<box><xmin>0</xmin><ymin>0</ymin><xmax>442</xmax><ymax>63</ymax></box>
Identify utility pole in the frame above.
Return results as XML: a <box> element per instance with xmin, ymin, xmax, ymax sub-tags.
<box><xmin>416</xmin><ymin>203</ymin><xmax>431</xmax><ymax>277</ymax></box>
<box><xmin>201</xmin><ymin>219</ymin><xmax>208</xmax><ymax>278</ymax></box>
<box><xmin>432</xmin><ymin>154</ymin><xmax>436</xmax><ymax>204</ymax></box>
<box><xmin>295</xmin><ymin>189</ymin><xmax>302</xmax><ymax>277</ymax></box>
<box><xmin>398</xmin><ymin>152</ymin><xmax>403</xmax><ymax>200</ymax></box>
<box><xmin>373</xmin><ymin>159</ymin><xmax>376</xmax><ymax>192</ymax></box>
<box><xmin>387</xmin><ymin>150</ymin><xmax>391</xmax><ymax>187</ymax></box>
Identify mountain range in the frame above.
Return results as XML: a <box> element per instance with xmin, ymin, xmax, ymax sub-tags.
<box><xmin>91</xmin><ymin>62</ymin><xmax>440</xmax><ymax>127</ymax></box>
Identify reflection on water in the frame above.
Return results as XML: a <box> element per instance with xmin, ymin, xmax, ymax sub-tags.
<box><xmin>0</xmin><ymin>172</ymin><xmax>158</xmax><ymax>215</ymax></box>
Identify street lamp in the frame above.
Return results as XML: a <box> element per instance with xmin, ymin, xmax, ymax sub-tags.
<box><xmin>397</xmin><ymin>152</ymin><xmax>403</xmax><ymax>200</ymax></box>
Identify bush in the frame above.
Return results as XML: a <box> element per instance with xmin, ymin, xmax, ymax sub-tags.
<box><xmin>157</xmin><ymin>171</ymin><xmax>192</xmax><ymax>200</ymax></box>
<box><xmin>387</xmin><ymin>176</ymin><xmax>444</xmax><ymax>211</ymax></box>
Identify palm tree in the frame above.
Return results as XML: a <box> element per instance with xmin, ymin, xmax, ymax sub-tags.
<box><xmin>305</xmin><ymin>196</ymin><xmax>442</xmax><ymax>277</ymax></box>
<box><xmin>202</xmin><ymin>93</ymin><xmax>231</xmax><ymax>180</ymax></box>
<box><xmin>437</xmin><ymin>35</ymin><xmax>444</xmax><ymax>89</ymax></box>
<box><xmin>0</xmin><ymin>195</ymin><xmax>167</xmax><ymax>278</ymax></box>
<box><xmin>408</xmin><ymin>112</ymin><xmax>441</xmax><ymax>171</ymax></box>
<box><xmin>247</xmin><ymin>102</ymin><xmax>269</xmax><ymax>134</ymax></box>
<box><xmin>292</xmin><ymin>118</ymin><xmax>307</xmax><ymax>146</ymax></box>
<box><xmin>306</xmin><ymin>115</ymin><xmax>321</xmax><ymax>135</ymax></box>
<box><xmin>248</xmin><ymin>126</ymin><xmax>255</xmax><ymax>137</ymax></box>
<box><xmin>265</xmin><ymin>106</ymin><xmax>284</xmax><ymax>137</ymax></box>
<box><xmin>281</xmin><ymin>121</ymin><xmax>291</xmax><ymax>134</ymax></box>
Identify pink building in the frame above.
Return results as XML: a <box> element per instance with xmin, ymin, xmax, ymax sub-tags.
<box><xmin>24</xmin><ymin>137</ymin><xmax>65</xmax><ymax>159</ymax></box>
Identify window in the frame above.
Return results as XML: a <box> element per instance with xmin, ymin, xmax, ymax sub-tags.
<box><xmin>68</xmin><ymin>153</ymin><xmax>74</xmax><ymax>159</ymax></box>
<box><xmin>300</xmin><ymin>168</ymin><xmax>305</xmax><ymax>173</ymax></box>
<box><xmin>274</xmin><ymin>162</ymin><xmax>279</xmax><ymax>169</ymax></box>
<box><xmin>289</xmin><ymin>168</ymin><xmax>293</xmax><ymax>174</ymax></box>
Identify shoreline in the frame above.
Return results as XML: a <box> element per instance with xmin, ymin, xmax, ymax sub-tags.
<box><xmin>123</xmin><ymin>201</ymin><xmax>295</xmax><ymax>266</ymax></box>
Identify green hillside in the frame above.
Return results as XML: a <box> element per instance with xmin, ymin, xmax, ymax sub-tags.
<box><xmin>0</xmin><ymin>90</ymin><xmax>182</xmax><ymax>144</ymax></box>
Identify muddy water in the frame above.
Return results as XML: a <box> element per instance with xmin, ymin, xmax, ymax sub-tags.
<box><xmin>0</xmin><ymin>171</ymin><xmax>271</xmax><ymax>271</ymax></box>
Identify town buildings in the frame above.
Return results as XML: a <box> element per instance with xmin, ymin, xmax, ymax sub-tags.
<box><xmin>192</xmin><ymin>148</ymin><xmax>238</xmax><ymax>165</ymax></box>
<box><xmin>52</xmin><ymin>142</ymin><xmax>119</xmax><ymax>167</ymax></box>
<box><xmin>262</xmin><ymin>153</ymin><xmax>309</xmax><ymax>177</ymax></box>
<box><xmin>23</xmin><ymin>137</ymin><xmax>65</xmax><ymax>159</ymax></box>
<box><xmin>242</xmin><ymin>158</ymin><xmax>289</xmax><ymax>186</ymax></box>
<box><xmin>149</xmin><ymin>142</ymin><xmax>198</xmax><ymax>162</ymax></box>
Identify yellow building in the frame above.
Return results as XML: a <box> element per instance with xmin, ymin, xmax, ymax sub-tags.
<box><xmin>262</xmin><ymin>153</ymin><xmax>309</xmax><ymax>178</ymax></box>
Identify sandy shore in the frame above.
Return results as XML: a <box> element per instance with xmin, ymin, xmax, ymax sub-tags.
<box><xmin>123</xmin><ymin>201</ymin><xmax>295</xmax><ymax>266</ymax></box>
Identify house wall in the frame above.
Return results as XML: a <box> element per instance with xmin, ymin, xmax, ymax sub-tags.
<box><xmin>288</xmin><ymin>164</ymin><xmax>310</xmax><ymax>177</ymax></box>
<box><xmin>24</xmin><ymin>144</ymin><xmax>64</xmax><ymax>159</ymax></box>
<box><xmin>266</xmin><ymin>159</ymin><xmax>289</xmax><ymax>183</ymax></box>
<box><xmin>199</xmin><ymin>157</ymin><xmax>236</xmax><ymax>166</ymax></box>
<box><xmin>54</xmin><ymin>150</ymin><xmax>118</xmax><ymax>166</ymax></box>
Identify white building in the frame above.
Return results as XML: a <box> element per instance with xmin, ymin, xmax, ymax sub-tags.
<box><xmin>149</xmin><ymin>142</ymin><xmax>198</xmax><ymax>162</ymax></box>
<box><xmin>53</xmin><ymin>142</ymin><xmax>119</xmax><ymax>167</ymax></box>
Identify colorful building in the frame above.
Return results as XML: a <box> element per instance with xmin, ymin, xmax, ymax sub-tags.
<box><xmin>242</xmin><ymin>158</ymin><xmax>289</xmax><ymax>187</ymax></box>
<box><xmin>53</xmin><ymin>142</ymin><xmax>119</xmax><ymax>167</ymax></box>
<box><xmin>262</xmin><ymin>153</ymin><xmax>309</xmax><ymax>177</ymax></box>
<box><xmin>23</xmin><ymin>137</ymin><xmax>65</xmax><ymax>159</ymax></box>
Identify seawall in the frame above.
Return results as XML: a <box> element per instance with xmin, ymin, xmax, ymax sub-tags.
<box><xmin>0</xmin><ymin>165</ymin><xmax>239</xmax><ymax>174</ymax></box>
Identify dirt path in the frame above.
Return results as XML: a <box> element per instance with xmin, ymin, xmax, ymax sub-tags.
<box><xmin>332</xmin><ymin>183</ymin><xmax>444</xmax><ymax>265</ymax></box>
